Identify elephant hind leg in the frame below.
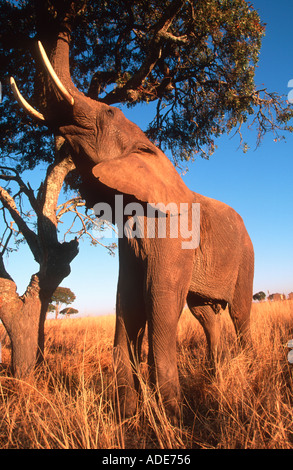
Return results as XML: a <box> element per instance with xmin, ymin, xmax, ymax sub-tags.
<box><xmin>228</xmin><ymin>255</ymin><xmax>253</xmax><ymax>350</ymax></box>
<box><xmin>187</xmin><ymin>294</ymin><xmax>221</xmax><ymax>366</ymax></box>
<box><xmin>114</xmin><ymin>270</ymin><xmax>147</xmax><ymax>419</ymax></box>
<box><xmin>229</xmin><ymin>299</ymin><xmax>251</xmax><ymax>350</ymax></box>
<box><xmin>114</xmin><ymin>311</ymin><xmax>146</xmax><ymax>420</ymax></box>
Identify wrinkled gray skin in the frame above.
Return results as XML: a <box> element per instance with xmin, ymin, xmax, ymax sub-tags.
<box><xmin>35</xmin><ymin>46</ymin><xmax>254</xmax><ymax>420</ymax></box>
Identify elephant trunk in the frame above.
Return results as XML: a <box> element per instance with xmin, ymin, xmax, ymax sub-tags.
<box><xmin>38</xmin><ymin>39</ymin><xmax>75</xmax><ymax>106</ymax></box>
<box><xmin>33</xmin><ymin>1</ymin><xmax>78</xmax><ymax>95</ymax></box>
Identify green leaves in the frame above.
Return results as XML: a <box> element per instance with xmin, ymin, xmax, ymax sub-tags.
<box><xmin>1</xmin><ymin>0</ymin><xmax>292</xmax><ymax>167</ymax></box>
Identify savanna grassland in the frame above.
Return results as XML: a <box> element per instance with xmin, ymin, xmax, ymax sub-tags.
<box><xmin>0</xmin><ymin>300</ymin><xmax>292</xmax><ymax>449</ymax></box>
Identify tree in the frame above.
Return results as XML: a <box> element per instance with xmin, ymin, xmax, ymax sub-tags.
<box><xmin>60</xmin><ymin>307</ymin><xmax>79</xmax><ymax>317</ymax></box>
<box><xmin>253</xmin><ymin>291</ymin><xmax>266</xmax><ymax>302</ymax></box>
<box><xmin>48</xmin><ymin>287</ymin><xmax>76</xmax><ymax>319</ymax></box>
<box><xmin>1</xmin><ymin>1</ymin><xmax>292</xmax><ymax>165</ymax></box>
<box><xmin>0</xmin><ymin>157</ymin><xmax>114</xmax><ymax>376</ymax></box>
<box><xmin>0</xmin><ymin>0</ymin><xmax>292</xmax><ymax>378</ymax></box>
<box><xmin>0</xmin><ymin>154</ymin><xmax>79</xmax><ymax>377</ymax></box>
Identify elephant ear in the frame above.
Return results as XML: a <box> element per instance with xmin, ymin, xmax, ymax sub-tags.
<box><xmin>92</xmin><ymin>148</ymin><xmax>194</xmax><ymax>209</ymax></box>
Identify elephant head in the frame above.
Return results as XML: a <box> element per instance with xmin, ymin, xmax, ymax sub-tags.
<box><xmin>11</xmin><ymin>40</ymin><xmax>194</xmax><ymax>210</ymax></box>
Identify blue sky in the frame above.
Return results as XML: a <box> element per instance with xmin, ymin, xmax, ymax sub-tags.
<box><xmin>6</xmin><ymin>0</ymin><xmax>293</xmax><ymax>315</ymax></box>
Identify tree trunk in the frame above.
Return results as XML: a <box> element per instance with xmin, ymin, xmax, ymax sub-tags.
<box><xmin>55</xmin><ymin>304</ymin><xmax>60</xmax><ymax>320</ymax></box>
<box><xmin>0</xmin><ymin>275</ymin><xmax>42</xmax><ymax>377</ymax></box>
<box><xmin>5</xmin><ymin>298</ymin><xmax>51</xmax><ymax>377</ymax></box>
<box><xmin>0</xmin><ymin>237</ymin><xmax>78</xmax><ymax>378</ymax></box>
<box><xmin>0</xmin><ymin>61</ymin><xmax>78</xmax><ymax>377</ymax></box>
<box><xmin>9</xmin><ymin>304</ymin><xmax>42</xmax><ymax>378</ymax></box>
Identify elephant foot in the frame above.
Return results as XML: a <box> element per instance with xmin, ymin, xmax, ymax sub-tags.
<box><xmin>205</xmin><ymin>347</ymin><xmax>222</xmax><ymax>375</ymax></box>
<box><xmin>116</xmin><ymin>386</ymin><xmax>138</xmax><ymax>421</ymax></box>
<box><xmin>154</xmin><ymin>382</ymin><xmax>182</xmax><ymax>426</ymax></box>
<box><xmin>164</xmin><ymin>397</ymin><xmax>182</xmax><ymax>427</ymax></box>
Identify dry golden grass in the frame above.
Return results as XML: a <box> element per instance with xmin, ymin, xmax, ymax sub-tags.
<box><xmin>0</xmin><ymin>300</ymin><xmax>293</xmax><ymax>449</ymax></box>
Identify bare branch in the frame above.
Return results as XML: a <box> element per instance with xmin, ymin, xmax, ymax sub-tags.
<box><xmin>158</xmin><ymin>31</ymin><xmax>188</xmax><ymax>44</ymax></box>
<box><xmin>88</xmin><ymin>71</ymin><xmax>119</xmax><ymax>100</ymax></box>
<box><xmin>56</xmin><ymin>197</ymin><xmax>117</xmax><ymax>256</ymax></box>
<box><xmin>0</xmin><ymin>166</ymin><xmax>39</xmax><ymax>213</ymax></box>
<box><xmin>0</xmin><ymin>220</ymin><xmax>15</xmax><ymax>256</ymax></box>
<box><xmin>0</xmin><ymin>184</ymin><xmax>40</xmax><ymax>262</ymax></box>
<box><xmin>0</xmin><ymin>254</ymin><xmax>14</xmax><ymax>282</ymax></box>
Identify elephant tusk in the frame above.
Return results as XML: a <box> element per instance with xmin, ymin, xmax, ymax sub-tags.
<box><xmin>37</xmin><ymin>41</ymin><xmax>74</xmax><ymax>106</ymax></box>
<box><xmin>10</xmin><ymin>77</ymin><xmax>45</xmax><ymax>121</ymax></box>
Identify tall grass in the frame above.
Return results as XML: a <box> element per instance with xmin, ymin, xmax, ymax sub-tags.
<box><xmin>0</xmin><ymin>300</ymin><xmax>292</xmax><ymax>449</ymax></box>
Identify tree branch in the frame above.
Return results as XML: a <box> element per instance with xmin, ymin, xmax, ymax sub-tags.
<box><xmin>87</xmin><ymin>71</ymin><xmax>119</xmax><ymax>100</ymax></box>
<box><xmin>0</xmin><ymin>185</ymin><xmax>41</xmax><ymax>262</ymax></box>
<box><xmin>101</xmin><ymin>0</ymin><xmax>186</xmax><ymax>104</ymax></box>
<box><xmin>158</xmin><ymin>31</ymin><xmax>188</xmax><ymax>44</ymax></box>
<box><xmin>37</xmin><ymin>144</ymin><xmax>76</xmax><ymax>246</ymax></box>
<box><xmin>0</xmin><ymin>254</ymin><xmax>14</xmax><ymax>282</ymax></box>
<box><xmin>0</xmin><ymin>166</ymin><xmax>39</xmax><ymax>214</ymax></box>
<box><xmin>57</xmin><ymin>197</ymin><xmax>117</xmax><ymax>256</ymax></box>
<box><xmin>0</xmin><ymin>220</ymin><xmax>14</xmax><ymax>256</ymax></box>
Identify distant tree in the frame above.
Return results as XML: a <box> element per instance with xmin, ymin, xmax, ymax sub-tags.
<box><xmin>253</xmin><ymin>291</ymin><xmax>266</xmax><ymax>302</ymax></box>
<box><xmin>268</xmin><ymin>293</ymin><xmax>284</xmax><ymax>302</ymax></box>
<box><xmin>60</xmin><ymin>307</ymin><xmax>79</xmax><ymax>317</ymax></box>
<box><xmin>48</xmin><ymin>287</ymin><xmax>76</xmax><ymax>319</ymax></box>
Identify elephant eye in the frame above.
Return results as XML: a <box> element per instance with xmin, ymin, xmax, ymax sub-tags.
<box><xmin>107</xmin><ymin>108</ymin><xmax>114</xmax><ymax>117</ymax></box>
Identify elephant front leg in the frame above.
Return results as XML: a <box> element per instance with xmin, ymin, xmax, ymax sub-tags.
<box><xmin>147</xmin><ymin>307</ymin><xmax>182</xmax><ymax>422</ymax></box>
<box><xmin>146</xmin><ymin>283</ymin><xmax>190</xmax><ymax>422</ymax></box>
<box><xmin>145</xmin><ymin>241</ymin><xmax>194</xmax><ymax>423</ymax></box>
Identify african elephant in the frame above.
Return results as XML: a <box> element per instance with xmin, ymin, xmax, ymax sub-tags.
<box><xmin>10</xmin><ymin>39</ymin><xmax>254</xmax><ymax>420</ymax></box>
